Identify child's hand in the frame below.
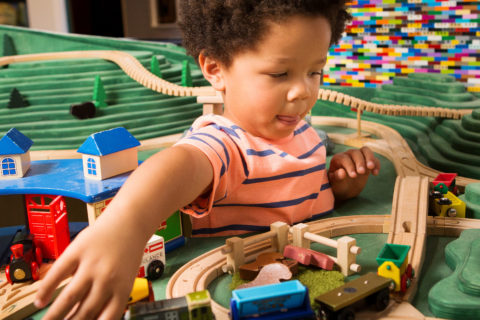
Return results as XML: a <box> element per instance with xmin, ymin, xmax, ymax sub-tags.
<box><xmin>328</xmin><ymin>146</ymin><xmax>380</xmax><ymax>201</ymax></box>
<box><xmin>34</xmin><ymin>220</ymin><xmax>145</xmax><ymax>320</ymax></box>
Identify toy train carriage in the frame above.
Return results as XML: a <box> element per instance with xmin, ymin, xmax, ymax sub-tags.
<box><xmin>230</xmin><ymin>280</ymin><xmax>315</xmax><ymax>320</ymax></box>
<box><xmin>126</xmin><ymin>290</ymin><xmax>214</xmax><ymax>320</ymax></box>
<box><xmin>432</xmin><ymin>173</ymin><xmax>458</xmax><ymax>195</ymax></box>
<box><xmin>5</xmin><ymin>230</ymin><xmax>43</xmax><ymax>284</ymax></box>
<box><xmin>315</xmin><ymin>272</ymin><xmax>391</xmax><ymax>320</ymax></box>
<box><xmin>376</xmin><ymin>243</ymin><xmax>414</xmax><ymax>293</ymax></box>
<box><xmin>430</xmin><ymin>190</ymin><xmax>466</xmax><ymax>218</ymax></box>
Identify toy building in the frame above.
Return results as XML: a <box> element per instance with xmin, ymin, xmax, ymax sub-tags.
<box><xmin>77</xmin><ymin>127</ymin><xmax>141</xmax><ymax>181</ymax></box>
<box><xmin>0</xmin><ymin>128</ymin><xmax>33</xmax><ymax>179</ymax></box>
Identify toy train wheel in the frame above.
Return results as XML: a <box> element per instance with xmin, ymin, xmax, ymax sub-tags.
<box><xmin>406</xmin><ymin>264</ymin><xmax>414</xmax><ymax>279</ymax></box>
<box><xmin>336</xmin><ymin>307</ymin><xmax>355</xmax><ymax>320</ymax></box>
<box><xmin>31</xmin><ymin>262</ymin><xmax>40</xmax><ymax>281</ymax></box>
<box><xmin>447</xmin><ymin>208</ymin><xmax>457</xmax><ymax>217</ymax></box>
<box><xmin>401</xmin><ymin>274</ymin><xmax>411</xmax><ymax>293</ymax></box>
<box><xmin>374</xmin><ymin>287</ymin><xmax>390</xmax><ymax>311</ymax></box>
<box><xmin>146</xmin><ymin>260</ymin><xmax>164</xmax><ymax>280</ymax></box>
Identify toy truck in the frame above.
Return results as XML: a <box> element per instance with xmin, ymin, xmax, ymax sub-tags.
<box><xmin>137</xmin><ymin>234</ymin><xmax>166</xmax><ymax>280</ymax></box>
<box><xmin>376</xmin><ymin>243</ymin><xmax>414</xmax><ymax>293</ymax></box>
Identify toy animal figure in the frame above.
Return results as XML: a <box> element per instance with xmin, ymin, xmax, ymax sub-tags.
<box><xmin>236</xmin><ymin>263</ymin><xmax>292</xmax><ymax>289</ymax></box>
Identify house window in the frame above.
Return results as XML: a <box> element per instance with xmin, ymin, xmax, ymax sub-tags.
<box><xmin>1</xmin><ymin>157</ymin><xmax>16</xmax><ymax>176</ymax></box>
<box><xmin>87</xmin><ymin>157</ymin><xmax>97</xmax><ymax>176</ymax></box>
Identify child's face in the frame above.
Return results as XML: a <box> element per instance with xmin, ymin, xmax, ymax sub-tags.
<box><xmin>221</xmin><ymin>15</ymin><xmax>331</xmax><ymax>140</ymax></box>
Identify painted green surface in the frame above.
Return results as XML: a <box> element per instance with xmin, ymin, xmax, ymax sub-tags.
<box><xmin>8</xmin><ymin>25</ymin><xmax>476</xmax><ymax>320</ymax></box>
<box><xmin>155</xmin><ymin>211</ymin><xmax>183</xmax><ymax>243</ymax></box>
<box><xmin>459</xmin><ymin>183</ymin><xmax>480</xmax><ymax>219</ymax></box>
<box><xmin>428</xmin><ymin>229</ymin><xmax>480</xmax><ymax>320</ymax></box>
<box><xmin>0</xmin><ymin>25</ymin><xmax>208</xmax><ymax>151</ymax></box>
<box><xmin>313</xmin><ymin>74</ymin><xmax>480</xmax><ymax>179</ymax></box>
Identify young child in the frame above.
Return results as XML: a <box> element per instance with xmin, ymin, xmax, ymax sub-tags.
<box><xmin>35</xmin><ymin>1</ymin><xmax>380</xmax><ymax>319</ymax></box>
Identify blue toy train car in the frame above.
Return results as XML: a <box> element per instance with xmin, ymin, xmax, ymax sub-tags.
<box><xmin>230</xmin><ymin>280</ymin><xmax>315</xmax><ymax>320</ymax></box>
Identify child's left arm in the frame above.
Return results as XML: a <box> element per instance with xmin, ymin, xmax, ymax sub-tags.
<box><xmin>328</xmin><ymin>146</ymin><xmax>380</xmax><ymax>201</ymax></box>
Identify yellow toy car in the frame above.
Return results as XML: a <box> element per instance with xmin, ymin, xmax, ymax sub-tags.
<box><xmin>433</xmin><ymin>191</ymin><xmax>466</xmax><ymax>218</ymax></box>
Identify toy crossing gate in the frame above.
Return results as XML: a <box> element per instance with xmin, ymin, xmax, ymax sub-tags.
<box><xmin>25</xmin><ymin>194</ymin><xmax>70</xmax><ymax>260</ymax></box>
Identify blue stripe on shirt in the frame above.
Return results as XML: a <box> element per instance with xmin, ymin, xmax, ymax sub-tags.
<box><xmin>246</xmin><ymin>149</ymin><xmax>276</xmax><ymax>157</ymax></box>
<box><xmin>213</xmin><ymin>192</ymin><xmax>318</xmax><ymax>209</ymax></box>
<box><xmin>192</xmin><ymin>224</ymin><xmax>270</xmax><ymax>235</ymax></box>
<box><xmin>242</xmin><ymin>163</ymin><xmax>325</xmax><ymax>184</ymax></box>
<box><xmin>320</xmin><ymin>182</ymin><xmax>331</xmax><ymax>191</ymax></box>
<box><xmin>212</xmin><ymin>124</ymin><xmax>240</xmax><ymax>139</ymax></box>
<box><xmin>297</xmin><ymin>141</ymin><xmax>324</xmax><ymax>159</ymax></box>
<box><xmin>186</xmin><ymin>136</ymin><xmax>226</xmax><ymax>177</ymax></box>
<box><xmin>294</xmin><ymin>123</ymin><xmax>310</xmax><ymax>136</ymax></box>
<box><xmin>193</xmin><ymin>132</ymin><xmax>231</xmax><ymax>169</ymax></box>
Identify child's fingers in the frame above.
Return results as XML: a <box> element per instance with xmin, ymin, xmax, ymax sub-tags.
<box><xmin>98</xmin><ymin>294</ymin><xmax>130</xmax><ymax>320</ymax></box>
<box><xmin>347</xmin><ymin>149</ymin><xmax>368</xmax><ymax>174</ymax></box>
<box><xmin>71</xmin><ymin>279</ymin><xmax>113</xmax><ymax>320</ymax></box>
<box><xmin>35</xmin><ymin>254</ymin><xmax>78</xmax><ymax>308</ymax></box>
<box><xmin>359</xmin><ymin>147</ymin><xmax>381</xmax><ymax>174</ymax></box>
<box><xmin>40</xmin><ymin>271</ymin><xmax>92</xmax><ymax>320</ymax></box>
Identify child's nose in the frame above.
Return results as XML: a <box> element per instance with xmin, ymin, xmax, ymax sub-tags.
<box><xmin>287</xmin><ymin>78</ymin><xmax>311</xmax><ymax>101</ymax></box>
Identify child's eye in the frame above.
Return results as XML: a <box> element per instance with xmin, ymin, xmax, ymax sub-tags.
<box><xmin>269</xmin><ymin>72</ymin><xmax>287</xmax><ymax>78</ymax></box>
<box><xmin>309</xmin><ymin>71</ymin><xmax>322</xmax><ymax>76</ymax></box>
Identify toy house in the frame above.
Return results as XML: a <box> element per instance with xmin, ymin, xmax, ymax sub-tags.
<box><xmin>0</xmin><ymin>128</ymin><xmax>33</xmax><ymax>179</ymax></box>
<box><xmin>77</xmin><ymin>127</ymin><xmax>141</xmax><ymax>181</ymax></box>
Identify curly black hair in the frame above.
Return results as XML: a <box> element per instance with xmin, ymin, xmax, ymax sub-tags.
<box><xmin>179</xmin><ymin>0</ymin><xmax>351</xmax><ymax>66</ymax></box>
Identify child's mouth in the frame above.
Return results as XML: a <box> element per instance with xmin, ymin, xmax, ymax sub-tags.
<box><xmin>277</xmin><ymin>115</ymin><xmax>300</xmax><ymax>126</ymax></box>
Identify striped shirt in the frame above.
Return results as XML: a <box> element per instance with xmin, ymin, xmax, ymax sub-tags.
<box><xmin>175</xmin><ymin>114</ymin><xmax>334</xmax><ymax>237</ymax></box>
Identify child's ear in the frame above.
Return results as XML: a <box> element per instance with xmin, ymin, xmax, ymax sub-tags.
<box><xmin>198</xmin><ymin>52</ymin><xmax>226</xmax><ymax>91</ymax></box>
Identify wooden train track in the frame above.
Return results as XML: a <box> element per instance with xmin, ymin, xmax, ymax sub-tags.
<box><xmin>0</xmin><ymin>50</ymin><xmax>471</xmax><ymax>120</ymax></box>
<box><xmin>166</xmin><ymin>214</ymin><xmax>480</xmax><ymax>320</ymax></box>
<box><xmin>0</xmin><ymin>51</ymin><xmax>477</xmax><ymax>319</ymax></box>
<box><xmin>167</xmin><ymin>116</ymin><xmax>480</xmax><ymax>320</ymax></box>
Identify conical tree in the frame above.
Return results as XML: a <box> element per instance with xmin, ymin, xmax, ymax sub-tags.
<box><xmin>181</xmin><ymin>60</ymin><xmax>193</xmax><ymax>87</ymax></box>
<box><xmin>7</xmin><ymin>88</ymin><xmax>28</xmax><ymax>108</ymax></box>
<box><xmin>92</xmin><ymin>75</ymin><xmax>107</xmax><ymax>107</ymax></box>
<box><xmin>1</xmin><ymin>34</ymin><xmax>16</xmax><ymax>57</ymax></box>
<box><xmin>150</xmin><ymin>55</ymin><xmax>162</xmax><ymax>78</ymax></box>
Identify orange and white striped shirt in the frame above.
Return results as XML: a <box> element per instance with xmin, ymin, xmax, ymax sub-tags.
<box><xmin>175</xmin><ymin>114</ymin><xmax>334</xmax><ymax>237</ymax></box>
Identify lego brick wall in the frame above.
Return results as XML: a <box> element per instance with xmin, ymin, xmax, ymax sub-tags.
<box><xmin>324</xmin><ymin>0</ymin><xmax>480</xmax><ymax>92</ymax></box>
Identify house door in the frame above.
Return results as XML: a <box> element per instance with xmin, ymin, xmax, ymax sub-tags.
<box><xmin>26</xmin><ymin>194</ymin><xmax>70</xmax><ymax>260</ymax></box>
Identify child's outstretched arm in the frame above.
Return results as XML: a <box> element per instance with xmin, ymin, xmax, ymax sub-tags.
<box><xmin>34</xmin><ymin>144</ymin><xmax>213</xmax><ymax>320</ymax></box>
<box><xmin>328</xmin><ymin>146</ymin><xmax>380</xmax><ymax>201</ymax></box>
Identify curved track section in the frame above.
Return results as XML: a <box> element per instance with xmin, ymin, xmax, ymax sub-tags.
<box><xmin>0</xmin><ymin>51</ymin><xmax>470</xmax><ymax>119</ymax></box>
<box><xmin>166</xmin><ymin>214</ymin><xmax>480</xmax><ymax>320</ymax></box>
<box><xmin>168</xmin><ymin>116</ymin><xmax>479</xmax><ymax>320</ymax></box>
<box><xmin>311</xmin><ymin>116</ymin><xmax>478</xmax><ymax>187</ymax></box>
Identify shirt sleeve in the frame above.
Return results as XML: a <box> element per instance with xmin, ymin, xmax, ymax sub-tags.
<box><xmin>174</xmin><ymin>124</ymin><xmax>234</xmax><ymax>218</ymax></box>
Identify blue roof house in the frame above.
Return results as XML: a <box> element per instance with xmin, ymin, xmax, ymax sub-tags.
<box><xmin>77</xmin><ymin>127</ymin><xmax>140</xmax><ymax>181</ymax></box>
<box><xmin>0</xmin><ymin>128</ymin><xmax>33</xmax><ymax>179</ymax></box>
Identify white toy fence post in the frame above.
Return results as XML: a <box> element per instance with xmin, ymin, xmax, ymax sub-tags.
<box><xmin>270</xmin><ymin>221</ymin><xmax>289</xmax><ymax>253</ymax></box>
<box><xmin>291</xmin><ymin>223</ymin><xmax>310</xmax><ymax>248</ymax></box>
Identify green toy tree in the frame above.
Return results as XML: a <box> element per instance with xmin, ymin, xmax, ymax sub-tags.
<box><xmin>150</xmin><ymin>55</ymin><xmax>162</xmax><ymax>78</ymax></box>
<box><xmin>181</xmin><ymin>60</ymin><xmax>193</xmax><ymax>87</ymax></box>
<box><xmin>1</xmin><ymin>34</ymin><xmax>16</xmax><ymax>57</ymax></box>
<box><xmin>92</xmin><ymin>75</ymin><xmax>107</xmax><ymax>108</ymax></box>
<box><xmin>7</xmin><ymin>88</ymin><xmax>28</xmax><ymax>108</ymax></box>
